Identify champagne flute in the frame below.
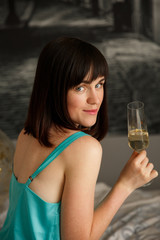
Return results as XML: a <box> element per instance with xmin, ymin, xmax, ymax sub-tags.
<box><xmin>127</xmin><ymin>101</ymin><xmax>149</xmax><ymax>152</ymax></box>
<box><xmin>127</xmin><ymin>101</ymin><xmax>151</xmax><ymax>186</ymax></box>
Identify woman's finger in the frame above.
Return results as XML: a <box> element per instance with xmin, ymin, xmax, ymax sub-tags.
<box><xmin>150</xmin><ymin>169</ymin><xmax>158</xmax><ymax>179</ymax></box>
<box><xmin>129</xmin><ymin>151</ymin><xmax>139</xmax><ymax>162</ymax></box>
<box><xmin>135</xmin><ymin>150</ymin><xmax>147</xmax><ymax>164</ymax></box>
<box><xmin>141</xmin><ymin>157</ymin><xmax>149</xmax><ymax>167</ymax></box>
<box><xmin>146</xmin><ymin>162</ymin><xmax>154</xmax><ymax>171</ymax></box>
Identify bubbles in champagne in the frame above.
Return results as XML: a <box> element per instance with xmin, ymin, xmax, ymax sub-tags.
<box><xmin>128</xmin><ymin>129</ymin><xmax>149</xmax><ymax>152</ymax></box>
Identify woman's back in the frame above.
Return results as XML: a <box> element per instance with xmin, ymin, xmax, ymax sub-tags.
<box><xmin>0</xmin><ymin>130</ymin><xmax>89</xmax><ymax>240</ymax></box>
<box><xmin>13</xmin><ymin>129</ymin><xmax>67</xmax><ymax>203</ymax></box>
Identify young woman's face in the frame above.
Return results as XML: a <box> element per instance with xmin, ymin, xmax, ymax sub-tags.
<box><xmin>67</xmin><ymin>76</ymin><xmax>105</xmax><ymax>128</ymax></box>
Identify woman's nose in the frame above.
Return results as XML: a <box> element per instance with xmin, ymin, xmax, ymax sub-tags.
<box><xmin>87</xmin><ymin>90</ymin><xmax>100</xmax><ymax>105</ymax></box>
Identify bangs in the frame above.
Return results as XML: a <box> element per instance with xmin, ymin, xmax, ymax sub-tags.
<box><xmin>66</xmin><ymin>41</ymin><xmax>108</xmax><ymax>89</ymax></box>
<box><xmin>87</xmin><ymin>57</ymin><xmax>108</xmax><ymax>83</ymax></box>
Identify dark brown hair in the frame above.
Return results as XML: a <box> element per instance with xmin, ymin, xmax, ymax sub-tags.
<box><xmin>24</xmin><ymin>37</ymin><xmax>108</xmax><ymax>147</ymax></box>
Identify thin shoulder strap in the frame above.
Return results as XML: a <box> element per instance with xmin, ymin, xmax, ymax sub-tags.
<box><xmin>26</xmin><ymin>131</ymin><xmax>88</xmax><ymax>186</ymax></box>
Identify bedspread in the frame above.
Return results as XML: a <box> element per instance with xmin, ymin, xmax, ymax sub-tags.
<box><xmin>95</xmin><ymin>183</ymin><xmax>160</xmax><ymax>240</ymax></box>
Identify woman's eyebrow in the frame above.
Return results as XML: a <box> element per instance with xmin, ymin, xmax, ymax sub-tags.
<box><xmin>98</xmin><ymin>78</ymin><xmax>105</xmax><ymax>82</ymax></box>
<box><xmin>81</xmin><ymin>79</ymin><xmax>92</xmax><ymax>84</ymax></box>
<box><xmin>82</xmin><ymin>77</ymin><xmax>105</xmax><ymax>84</ymax></box>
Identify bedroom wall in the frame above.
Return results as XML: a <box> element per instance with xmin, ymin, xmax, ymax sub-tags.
<box><xmin>98</xmin><ymin>134</ymin><xmax>160</xmax><ymax>190</ymax></box>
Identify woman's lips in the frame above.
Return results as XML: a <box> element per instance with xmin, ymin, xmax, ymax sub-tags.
<box><xmin>83</xmin><ymin>109</ymin><xmax>98</xmax><ymax>115</ymax></box>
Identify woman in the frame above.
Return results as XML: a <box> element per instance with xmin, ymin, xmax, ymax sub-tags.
<box><xmin>0</xmin><ymin>37</ymin><xmax>158</xmax><ymax>240</ymax></box>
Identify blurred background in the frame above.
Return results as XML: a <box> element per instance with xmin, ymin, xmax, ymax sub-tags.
<box><xmin>0</xmin><ymin>1</ymin><xmax>160</xmax><ymax>230</ymax></box>
<box><xmin>0</xmin><ymin>0</ymin><xmax>160</xmax><ymax>140</ymax></box>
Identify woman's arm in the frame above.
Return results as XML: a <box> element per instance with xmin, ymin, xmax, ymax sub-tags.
<box><xmin>61</xmin><ymin>135</ymin><xmax>158</xmax><ymax>240</ymax></box>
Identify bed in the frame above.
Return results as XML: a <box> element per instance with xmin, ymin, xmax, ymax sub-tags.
<box><xmin>95</xmin><ymin>183</ymin><xmax>160</xmax><ymax>240</ymax></box>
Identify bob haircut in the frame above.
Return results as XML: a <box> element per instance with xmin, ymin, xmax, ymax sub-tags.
<box><xmin>24</xmin><ymin>37</ymin><xmax>109</xmax><ymax>147</ymax></box>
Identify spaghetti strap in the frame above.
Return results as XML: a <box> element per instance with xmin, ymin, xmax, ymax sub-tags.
<box><xmin>26</xmin><ymin>131</ymin><xmax>88</xmax><ymax>186</ymax></box>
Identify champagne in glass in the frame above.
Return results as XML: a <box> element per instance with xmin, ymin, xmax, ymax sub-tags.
<box><xmin>128</xmin><ymin>129</ymin><xmax>149</xmax><ymax>152</ymax></box>
<box><xmin>127</xmin><ymin>101</ymin><xmax>151</xmax><ymax>186</ymax></box>
<box><xmin>127</xmin><ymin>101</ymin><xmax>149</xmax><ymax>153</ymax></box>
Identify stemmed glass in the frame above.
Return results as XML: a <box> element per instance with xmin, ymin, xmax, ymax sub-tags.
<box><xmin>127</xmin><ymin>101</ymin><xmax>149</xmax><ymax>153</ymax></box>
<box><xmin>127</xmin><ymin>101</ymin><xmax>151</xmax><ymax>186</ymax></box>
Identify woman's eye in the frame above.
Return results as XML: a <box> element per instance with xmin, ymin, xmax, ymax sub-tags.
<box><xmin>75</xmin><ymin>86</ymin><xmax>84</xmax><ymax>92</ymax></box>
<box><xmin>95</xmin><ymin>82</ymin><xmax>103</xmax><ymax>89</ymax></box>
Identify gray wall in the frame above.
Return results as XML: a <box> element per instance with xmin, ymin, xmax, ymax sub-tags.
<box><xmin>98</xmin><ymin>134</ymin><xmax>160</xmax><ymax>190</ymax></box>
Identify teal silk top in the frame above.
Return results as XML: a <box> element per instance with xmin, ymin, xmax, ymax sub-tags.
<box><xmin>0</xmin><ymin>131</ymin><xmax>87</xmax><ymax>240</ymax></box>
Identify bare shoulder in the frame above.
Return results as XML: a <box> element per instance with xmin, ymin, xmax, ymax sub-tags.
<box><xmin>14</xmin><ymin>129</ymin><xmax>26</xmax><ymax>150</ymax></box>
<box><xmin>16</xmin><ymin>129</ymin><xmax>29</xmax><ymax>143</ymax></box>
<box><xmin>63</xmin><ymin>133</ymin><xmax>102</xmax><ymax>169</ymax></box>
<box><xmin>75</xmin><ymin>134</ymin><xmax>102</xmax><ymax>155</ymax></box>
<box><xmin>14</xmin><ymin>129</ymin><xmax>41</xmax><ymax>160</ymax></box>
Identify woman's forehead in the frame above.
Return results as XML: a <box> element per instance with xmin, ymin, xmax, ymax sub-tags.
<box><xmin>83</xmin><ymin>64</ymin><xmax>106</xmax><ymax>82</ymax></box>
<box><xmin>83</xmin><ymin>68</ymin><xmax>105</xmax><ymax>83</ymax></box>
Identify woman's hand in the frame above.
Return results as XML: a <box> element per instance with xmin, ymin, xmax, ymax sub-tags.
<box><xmin>117</xmin><ymin>151</ymin><xmax>158</xmax><ymax>193</ymax></box>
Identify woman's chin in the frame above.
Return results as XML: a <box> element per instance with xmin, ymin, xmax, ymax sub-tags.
<box><xmin>81</xmin><ymin>120</ymin><xmax>96</xmax><ymax>128</ymax></box>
